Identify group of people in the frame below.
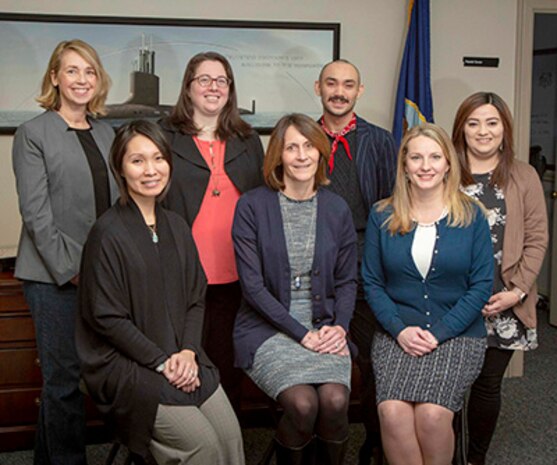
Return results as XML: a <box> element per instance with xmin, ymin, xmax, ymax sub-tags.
<box><xmin>11</xmin><ymin>38</ymin><xmax>548</xmax><ymax>465</ymax></box>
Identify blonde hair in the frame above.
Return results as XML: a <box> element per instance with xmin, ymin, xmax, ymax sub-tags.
<box><xmin>378</xmin><ymin>123</ymin><xmax>477</xmax><ymax>235</ymax></box>
<box><xmin>36</xmin><ymin>39</ymin><xmax>111</xmax><ymax>116</ymax></box>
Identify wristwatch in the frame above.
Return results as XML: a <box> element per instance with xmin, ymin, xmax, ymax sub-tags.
<box><xmin>511</xmin><ymin>287</ymin><xmax>527</xmax><ymax>304</ymax></box>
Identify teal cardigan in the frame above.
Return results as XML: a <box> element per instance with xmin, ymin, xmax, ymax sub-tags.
<box><xmin>362</xmin><ymin>204</ymin><xmax>494</xmax><ymax>343</ymax></box>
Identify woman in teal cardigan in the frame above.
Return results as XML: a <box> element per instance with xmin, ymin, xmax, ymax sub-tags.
<box><xmin>362</xmin><ymin>123</ymin><xmax>493</xmax><ymax>465</ymax></box>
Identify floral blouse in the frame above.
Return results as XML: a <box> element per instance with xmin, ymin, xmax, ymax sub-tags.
<box><xmin>462</xmin><ymin>172</ymin><xmax>538</xmax><ymax>351</ymax></box>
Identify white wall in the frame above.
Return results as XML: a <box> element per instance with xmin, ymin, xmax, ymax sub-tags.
<box><xmin>0</xmin><ymin>0</ymin><xmax>519</xmax><ymax>255</ymax></box>
<box><xmin>431</xmin><ymin>0</ymin><xmax>518</xmax><ymax>131</ymax></box>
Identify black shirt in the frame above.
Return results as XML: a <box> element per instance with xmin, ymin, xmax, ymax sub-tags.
<box><xmin>72</xmin><ymin>128</ymin><xmax>111</xmax><ymax>218</ymax></box>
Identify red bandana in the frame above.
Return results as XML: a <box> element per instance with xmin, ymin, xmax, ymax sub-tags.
<box><xmin>320</xmin><ymin>113</ymin><xmax>357</xmax><ymax>174</ymax></box>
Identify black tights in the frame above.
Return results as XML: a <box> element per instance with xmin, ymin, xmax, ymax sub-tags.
<box><xmin>467</xmin><ymin>347</ymin><xmax>514</xmax><ymax>465</ymax></box>
<box><xmin>276</xmin><ymin>383</ymin><xmax>350</xmax><ymax>447</ymax></box>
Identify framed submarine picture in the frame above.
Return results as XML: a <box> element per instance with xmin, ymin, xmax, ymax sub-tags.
<box><xmin>0</xmin><ymin>13</ymin><xmax>339</xmax><ymax>134</ymax></box>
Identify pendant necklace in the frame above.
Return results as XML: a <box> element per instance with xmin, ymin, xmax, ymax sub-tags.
<box><xmin>209</xmin><ymin>142</ymin><xmax>220</xmax><ymax>197</ymax></box>
<box><xmin>282</xmin><ymin>193</ymin><xmax>317</xmax><ymax>290</ymax></box>
<box><xmin>147</xmin><ymin>223</ymin><xmax>159</xmax><ymax>243</ymax></box>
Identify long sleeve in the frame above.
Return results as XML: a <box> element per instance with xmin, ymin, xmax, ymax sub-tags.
<box><xmin>429</xmin><ymin>213</ymin><xmax>494</xmax><ymax>343</ymax></box>
<box><xmin>233</xmin><ymin>195</ymin><xmax>309</xmax><ymax>342</ymax></box>
<box><xmin>362</xmin><ymin>209</ymin><xmax>407</xmax><ymax>338</ymax></box>
<box><xmin>79</xmin><ymin>230</ymin><xmax>167</xmax><ymax>370</ymax></box>
<box><xmin>12</xmin><ymin>123</ymin><xmax>82</xmax><ymax>285</ymax></box>
<box><xmin>332</xmin><ymin>207</ymin><xmax>358</xmax><ymax>331</ymax></box>
<box><xmin>507</xmin><ymin>166</ymin><xmax>548</xmax><ymax>293</ymax></box>
<box><xmin>180</xmin><ymin>228</ymin><xmax>208</xmax><ymax>353</ymax></box>
<box><xmin>376</xmin><ymin>131</ymin><xmax>398</xmax><ymax>201</ymax></box>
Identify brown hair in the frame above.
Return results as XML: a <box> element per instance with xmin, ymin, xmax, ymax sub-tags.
<box><xmin>110</xmin><ymin>120</ymin><xmax>173</xmax><ymax>205</ymax></box>
<box><xmin>36</xmin><ymin>39</ymin><xmax>111</xmax><ymax>116</ymax></box>
<box><xmin>264</xmin><ymin>113</ymin><xmax>330</xmax><ymax>191</ymax></box>
<box><xmin>452</xmin><ymin>91</ymin><xmax>514</xmax><ymax>187</ymax></box>
<box><xmin>168</xmin><ymin>51</ymin><xmax>252</xmax><ymax>140</ymax></box>
<box><xmin>378</xmin><ymin>123</ymin><xmax>476</xmax><ymax>235</ymax></box>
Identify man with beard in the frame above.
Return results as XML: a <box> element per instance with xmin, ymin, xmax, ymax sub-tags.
<box><xmin>314</xmin><ymin>59</ymin><xmax>397</xmax><ymax>465</ymax></box>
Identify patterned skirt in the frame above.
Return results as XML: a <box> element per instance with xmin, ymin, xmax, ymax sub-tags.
<box><xmin>373</xmin><ymin>331</ymin><xmax>486</xmax><ymax>411</ymax></box>
<box><xmin>245</xmin><ymin>299</ymin><xmax>351</xmax><ymax>400</ymax></box>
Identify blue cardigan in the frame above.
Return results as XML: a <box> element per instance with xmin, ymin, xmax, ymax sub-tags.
<box><xmin>232</xmin><ymin>186</ymin><xmax>358</xmax><ymax>369</ymax></box>
<box><xmin>362</xmin><ymin>204</ymin><xmax>494</xmax><ymax>343</ymax></box>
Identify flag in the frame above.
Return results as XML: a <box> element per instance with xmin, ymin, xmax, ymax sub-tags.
<box><xmin>392</xmin><ymin>0</ymin><xmax>434</xmax><ymax>145</ymax></box>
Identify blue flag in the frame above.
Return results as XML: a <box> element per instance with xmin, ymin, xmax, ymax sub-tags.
<box><xmin>392</xmin><ymin>0</ymin><xmax>434</xmax><ymax>145</ymax></box>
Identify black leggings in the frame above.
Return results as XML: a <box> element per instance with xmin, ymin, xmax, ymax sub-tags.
<box><xmin>467</xmin><ymin>347</ymin><xmax>514</xmax><ymax>465</ymax></box>
<box><xmin>276</xmin><ymin>383</ymin><xmax>350</xmax><ymax>447</ymax></box>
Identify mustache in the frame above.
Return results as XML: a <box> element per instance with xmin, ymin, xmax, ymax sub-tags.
<box><xmin>328</xmin><ymin>95</ymin><xmax>349</xmax><ymax>103</ymax></box>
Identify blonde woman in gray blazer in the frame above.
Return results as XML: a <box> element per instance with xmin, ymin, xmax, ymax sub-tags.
<box><xmin>12</xmin><ymin>39</ymin><xmax>117</xmax><ymax>465</ymax></box>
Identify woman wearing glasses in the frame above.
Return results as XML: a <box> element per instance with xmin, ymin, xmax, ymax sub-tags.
<box><xmin>160</xmin><ymin>52</ymin><xmax>264</xmax><ymax>409</ymax></box>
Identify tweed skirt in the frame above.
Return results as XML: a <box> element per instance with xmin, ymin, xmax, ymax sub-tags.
<box><xmin>373</xmin><ymin>331</ymin><xmax>486</xmax><ymax>411</ymax></box>
<box><xmin>245</xmin><ymin>299</ymin><xmax>351</xmax><ymax>400</ymax></box>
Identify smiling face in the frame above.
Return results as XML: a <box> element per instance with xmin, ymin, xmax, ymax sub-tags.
<box><xmin>281</xmin><ymin>125</ymin><xmax>320</xmax><ymax>192</ymax></box>
<box><xmin>315</xmin><ymin>61</ymin><xmax>363</xmax><ymax>119</ymax></box>
<box><xmin>121</xmin><ymin>134</ymin><xmax>170</xmax><ymax>205</ymax></box>
<box><xmin>187</xmin><ymin>59</ymin><xmax>230</xmax><ymax>120</ymax></box>
<box><xmin>463</xmin><ymin>104</ymin><xmax>504</xmax><ymax>163</ymax></box>
<box><xmin>50</xmin><ymin>50</ymin><xmax>97</xmax><ymax>112</ymax></box>
<box><xmin>404</xmin><ymin>135</ymin><xmax>450</xmax><ymax>195</ymax></box>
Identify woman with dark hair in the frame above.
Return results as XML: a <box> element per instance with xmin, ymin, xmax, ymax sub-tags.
<box><xmin>362</xmin><ymin>123</ymin><xmax>494</xmax><ymax>465</ymax></box>
<box><xmin>160</xmin><ymin>51</ymin><xmax>264</xmax><ymax>408</ymax></box>
<box><xmin>12</xmin><ymin>39</ymin><xmax>116</xmax><ymax>464</ymax></box>
<box><xmin>452</xmin><ymin>92</ymin><xmax>548</xmax><ymax>465</ymax></box>
<box><xmin>76</xmin><ymin>120</ymin><xmax>244</xmax><ymax>465</ymax></box>
<box><xmin>233</xmin><ymin>113</ymin><xmax>357</xmax><ymax>464</ymax></box>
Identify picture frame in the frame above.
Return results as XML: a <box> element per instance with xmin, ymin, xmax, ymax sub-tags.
<box><xmin>0</xmin><ymin>13</ymin><xmax>340</xmax><ymax>134</ymax></box>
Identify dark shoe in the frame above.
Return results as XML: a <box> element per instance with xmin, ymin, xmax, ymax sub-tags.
<box><xmin>358</xmin><ymin>435</ymin><xmax>384</xmax><ymax>465</ymax></box>
<box><xmin>315</xmin><ymin>436</ymin><xmax>348</xmax><ymax>465</ymax></box>
<box><xmin>274</xmin><ymin>437</ymin><xmax>314</xmax><ymax>465</ymax></box>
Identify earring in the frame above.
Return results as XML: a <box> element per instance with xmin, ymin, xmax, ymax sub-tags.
<box><xmin>499</xmin><ymin>142</ymin><xmax>504</xmax><ymax>152</ymax></box>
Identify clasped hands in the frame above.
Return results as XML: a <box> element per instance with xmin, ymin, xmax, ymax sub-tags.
<box><xmin>301</xmin><ymin>325</ymin><xmax>349</xmax><ymax>356</ymax></box>
<box><xmin>482</xmin><ymin>290</ymin><xmax>521</xmax><ymax>317</ymax></box>
<box><xmin>162</xmin><ymin>349</ymin><xmax>200</xmax><ymax>393</ymax></box>
<box><xmin>397</xmin><ymin>326</ymin><xmax>438</xmax><ymax>357</ymax></box>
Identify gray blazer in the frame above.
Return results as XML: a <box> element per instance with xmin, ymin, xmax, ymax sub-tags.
<box><xmin>12</xmin><ymin>111</ymin><xmax>118</xmax><ymax>286</ymax></box>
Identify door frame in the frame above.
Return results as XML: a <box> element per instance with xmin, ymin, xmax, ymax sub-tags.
<box><xmin>510</xmin><ymin>0</ymin><xmax>557</xmax><ymax>376</ymax></box>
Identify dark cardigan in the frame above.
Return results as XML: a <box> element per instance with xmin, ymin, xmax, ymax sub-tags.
<box><xmin>232</xmin><ymin>186</ymin><xmax>358</xmax><ymax>369</ymax></box>
<box><xmin>76</xmin><ymin>201</ymin><xmax>215</xmax><ymax>455</ymax></box>
<box><xmin>362</xmin><ymin>204</ymin><xmax>494</xmax><ymax>343</ymax></box>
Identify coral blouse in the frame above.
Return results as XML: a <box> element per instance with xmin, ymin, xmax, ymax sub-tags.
<box><xmin>191</xmin><ymin>137</ymin><xmax>241</xmax><ymax>284</ymax></box>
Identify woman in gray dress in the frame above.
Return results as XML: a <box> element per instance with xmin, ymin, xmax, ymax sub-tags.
<box><xmin>232</xmin><ymin>114</ymin><xmax>358</xmax><ymax>464</ymax></box>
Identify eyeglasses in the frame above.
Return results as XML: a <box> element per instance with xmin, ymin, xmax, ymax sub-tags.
<box><xmin>190</xmin><ymin>74</ymin><xmax>231</xmax><ymax>88</ymax></box>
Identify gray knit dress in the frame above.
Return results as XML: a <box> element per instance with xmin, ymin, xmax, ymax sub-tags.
<box><xmin>245</xmin><ymin>193</ymin><xmax>352</xmax><ymax>400</ymax></box>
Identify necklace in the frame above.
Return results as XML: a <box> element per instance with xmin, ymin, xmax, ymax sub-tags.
<box><xmin>147</xmin><ymin>223</ymin><xmax>159</xmax><ymax>243</ymax></box>
<box><xmin>208</xmin><ymin>142</ymin><xmax>221</xmax><ymax>197</ymax></box>
<box><xmin>281</xmin><ymin>193</ymin><xmax>317</xmax><ymax>290</ymax></box>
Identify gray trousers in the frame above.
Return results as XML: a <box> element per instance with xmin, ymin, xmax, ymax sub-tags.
<box><xmin>149</xmin><ymin>385</ymin><xmax>244</xmax><ymax>465</ymax></box>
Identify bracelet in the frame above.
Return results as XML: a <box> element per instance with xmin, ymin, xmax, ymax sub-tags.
<box><xmin>155</xmin><ymin>362</ymin><xmax>166</xmax><ymax>373</ymax></box>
